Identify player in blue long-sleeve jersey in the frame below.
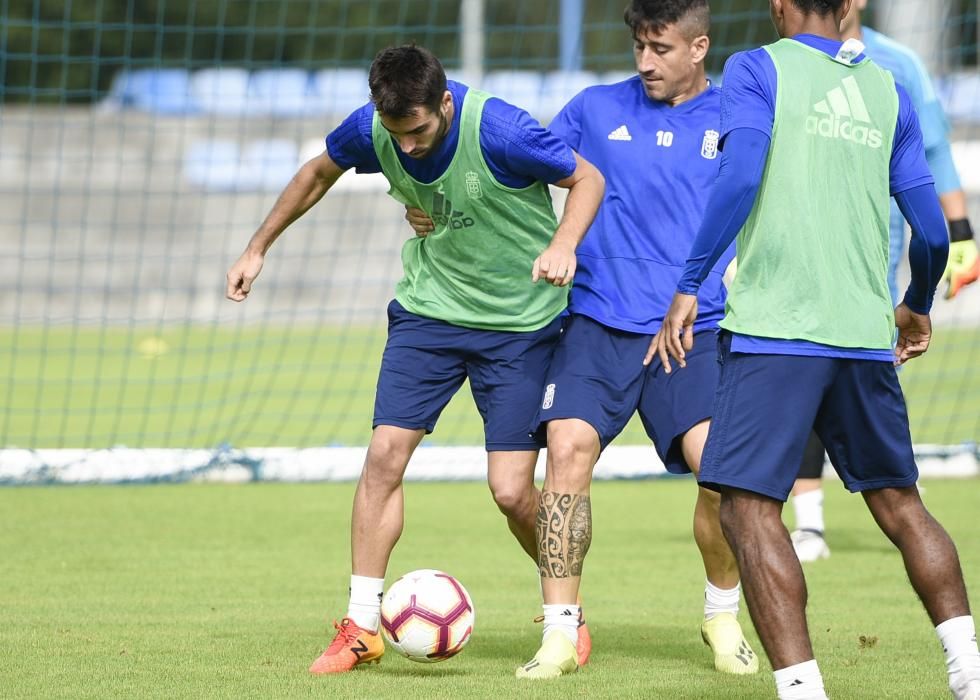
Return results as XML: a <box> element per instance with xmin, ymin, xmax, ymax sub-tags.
<box><xmin>789</xmin><ymin>0</ymin><xmax>980</xmax><ymax>565</ymax></box>
<box><xmin>650</xmin><ymin>1</ymin><xmax>980</xmax><ymax>698</ymax></box>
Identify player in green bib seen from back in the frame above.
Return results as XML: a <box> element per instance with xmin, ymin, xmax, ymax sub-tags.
<box><xmin>651</xmin><ymin>0</ymin><xmax>980</xmax><ymax>698</ymax></box>
<box><xmin>225</xmin><ymin>44</ymin><xmax>604</xmax><ymax>675</ymax></box>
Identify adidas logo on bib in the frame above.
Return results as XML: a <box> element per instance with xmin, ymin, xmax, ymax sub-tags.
<box><xmin>805</xmin><ymin>76</ymin><xmax>883</xmax><ymax>149</ymax></box>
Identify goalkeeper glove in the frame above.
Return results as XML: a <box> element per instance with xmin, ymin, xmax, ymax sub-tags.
<box><xmin>942</xmin><ymin>219</ymin><xmax>979</xmax><ymax>299</ymax></box>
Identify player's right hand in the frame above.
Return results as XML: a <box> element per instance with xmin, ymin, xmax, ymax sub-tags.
<box><xmin>226</xmin><ymin>250</ymin><xmax>265</xmax><ymax>302</ymax></box>
<box><xmin>942</xmin><ymin>239</ymin><xmax>980</xmax><ymax>299</ymax></box>
<box><xmin>405</xmin><ymin>206</ymin><xmax>435</xmax><ymax>237</ymax></box>
<box><xmin>645</xmin><ymin>292</ymin><xmax>698</xmax><ymax>373</ymax></box>
<box><xmin>894</xmin><ymin>303</ymin><xmax>931</xmax><ymax>365</ymax></box>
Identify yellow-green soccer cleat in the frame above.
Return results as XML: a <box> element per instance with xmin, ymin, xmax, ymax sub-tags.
<box><xmin>701</xmin><ymin>612</ymin><xmax>759</xmax><ymax>675</ymax></box>
<box><xmin>516</xmin><ymin>631</ymin><xmax>579</xmax><ymax>679</ymax></box>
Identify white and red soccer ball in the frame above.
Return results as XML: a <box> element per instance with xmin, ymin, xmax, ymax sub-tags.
<box><xmin>380</xmin><ymin>569</ymin><xmax>475</xmax><ymax>662</ymax></box>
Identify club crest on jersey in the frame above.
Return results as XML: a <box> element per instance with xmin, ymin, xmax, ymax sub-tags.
<box><xmin>542</xmin><ymin>383</ymin><xmax>556</xmax><ymax>410</ymax></box>
<box><xmin>701</xmin><ymin>130</ymin><xmax>720</xmax><ymax>159</ymax></box>
<box><xmin>464</xmin><ymin>171</ymin><xmax>483</xmax><ymax>199</ymax></box>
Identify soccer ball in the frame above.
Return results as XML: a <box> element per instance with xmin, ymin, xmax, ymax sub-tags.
<box><xmin>380</xmin><ymin>569</ymin><xmax>475</xmax><ymax>663</ymax></box>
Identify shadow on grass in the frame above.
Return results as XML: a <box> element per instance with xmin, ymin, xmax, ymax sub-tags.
<box><xmin>466</xmin><ymin>622</ymin><xmax>716</xmax><ymax>669</ymax></box>
<box><xmin>375</xmin><ymin>664</ymin><xmax>469</xmax><ymax>678</ymax></box>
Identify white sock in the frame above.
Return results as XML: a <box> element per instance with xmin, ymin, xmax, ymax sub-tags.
<box><xmin>774</xmin><ymin>659</ymin><xmax>828</xmax><ymax>700</ymax></box>
<box><xmin>938</xmin><ymin>616</ymin><xmax>980</xmax><ymax>683</ymax></box>
<box><xmin>542</xmin><ymin>603</ymin><xmax>579</xmax><ymax>646</ymax></box>
<box><xmin>347</xmin><ymin>575</ymin><xmax>384</xmax><ymax>632</ymax></box>
<box><xmin>793</xmin><ymin>488</ymin><xmax>825</xmax><ymax>533</ymax></box>
<box><xmin>704</xmin><ymin>579</ymin><xmax>740</xmax><ymax>619</ymax></box>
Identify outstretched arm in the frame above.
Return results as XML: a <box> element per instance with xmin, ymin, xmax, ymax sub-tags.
<box><xmin>533</xmin><ymin>152</ymin><xmax>605</xmax><ymax>287</ymax></box>
<box><xmin>645</xmin><ymin>127</ymin><xmax>770</xmax><ymax>370</ymax></box>
<box><xmin>226</xmin><ymin>152</ymin><xmax>346</xmax><ymax>301</ymax></box>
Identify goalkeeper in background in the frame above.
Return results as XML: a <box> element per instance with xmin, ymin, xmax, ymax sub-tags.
<box><xmin>226</xmin><ymin>44</ymin><xmax>604</xmax><ymax>675</ymax></box>
<box><xmin>789</xmin><ymin>0</ymin><xmax>980</xmax><ymax>565</ymax></box>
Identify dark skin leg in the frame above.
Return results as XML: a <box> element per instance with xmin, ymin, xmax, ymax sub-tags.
<box><xmin>863</xmin><ymin>486</ymin><xmax>971</xmax><ymax>625</ymax></box>
<box><xmin>719</xmin><ymin>488</ymin><xmax>815</xmax><ymax>670</ymax></box>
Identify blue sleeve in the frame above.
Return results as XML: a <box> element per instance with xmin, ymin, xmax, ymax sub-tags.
<box><xmin>925</xmin><ymin>138</ymin><xmax>963</xmax><ymax>196</ymax></box>
<box><xmin>917</xmin><ymin>94</ymin><xmax>951</xmax><ymax>153</ymax></box>
<box><xmin>890</xmin><ymin>84</ymin><xmax>935</xmax><ymax>195</ymax></box>
<box><xmin>677</xmin><ymin>128</ymin><xmax>771</xmax><ymax>293</ymax></box>
<box><xmin>325</xmin><ymin>103</ymin><xmax>382</xmax><ymax>173</ymax></box>
<box><xmin>893</xmin><ymin>49</ymin><xmax>949</xmax><ymax>152</ymax></box>
<box><xmin>898</xmin><ymin>46</ymin><xmax>958</xmax><ymax>192</ymax></box>
<box><xmin>548</xmin><ymin>90</ymin><xmax>586</xmax><ymax>150</ymax></box>
<box><xmin>895</xmin><ymin>184</ymin><xmax>949</xmax><ymax>314</ymax></box>
<box><xmin>480</xmin><ymin>97</ymin><xmax>577</xmax><ymax>188</ymax></box>
<box><xmin>719</xmin><ymin>49</ymin><xmax>776</xmax><ymax>143</ymax></box>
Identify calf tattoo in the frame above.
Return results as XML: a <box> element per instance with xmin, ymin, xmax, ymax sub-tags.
<box><xmin>537</xmin><ymin>491</ymin><xmax>592</xmax><ymax>577</ymax></box>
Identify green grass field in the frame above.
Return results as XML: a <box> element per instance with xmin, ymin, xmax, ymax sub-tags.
<box><xmin>2</xmin><ymin>324</ymin><xmax>978</xmax><ymax>449</ymax></box>
<box><xmin>3</xmin><ymin>479</ymin><xmax>979</xmax><ymax>698</ymax></box>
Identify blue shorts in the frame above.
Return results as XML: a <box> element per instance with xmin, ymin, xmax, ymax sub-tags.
<box><xmin>374</xmin><ymin>300</ymin><xmax>562</xmax><ymax>451</ymax></box>
<box><xmin>531</xmin><ymin>314</ymin><xmax>718</xmax><ymax>473</ymax></box>
<box><xmin>698</xmin><ymin>333</ymin><xmax>918</xmax><ymax>501</ymax></box>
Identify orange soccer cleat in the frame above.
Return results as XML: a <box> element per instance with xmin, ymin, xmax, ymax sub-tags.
<box><xmin>309</xmin><ymin>618</ymin><xmax>385</xmax><ymax>674</ymax></box>
<box><xmin>576</xmin><ymin>606</ymin><xmax>592</xmax><ymax>667</ymax></box>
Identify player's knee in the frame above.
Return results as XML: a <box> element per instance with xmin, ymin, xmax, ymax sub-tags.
<box><xmin>489</xmin><ymin>478</ymin><xmax>532</xmax><ymax>518</ymax></box>
<box><xmin>864</xmin><ymin>486</ymin><xmax>929</xmax><ymax>539</ymax></box>
<box><xmin>546</xmin><ymin>423</ymin><xmax>596</xmax><ymax>472</ymax></box>
<box><xmin>363</xmin><ymin>433</ymin><xmax>415</xmax><ymax>485</ymax></box>
<box><xmin>546</xmin><ymin>443</ymin><xmax>593</xmax><ymax>489</ymax></box>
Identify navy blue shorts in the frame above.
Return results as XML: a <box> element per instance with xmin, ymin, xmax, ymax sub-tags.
<box><xmin>698</xmin><ymin>333</ymin><xmax>918</xmax><ymax>501</ymax></box>
<box><xmin>374</xmin><ymin>300</ymin><xmax>562</xmax><ymax>451</ymax></box>
<box><xmin>531</xmin><ymin>314</ymin><xmax>718</xmax><ymax>473</ymax></box>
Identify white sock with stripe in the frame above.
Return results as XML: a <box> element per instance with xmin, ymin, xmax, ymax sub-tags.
<box><xmin>704</xmin><ymin>579</ymin><xmax>741</xmax><ymax>619</ymax></box>
<box><xmin>347</xmin><ymin>575</ymin><xmax>384</xmax><ymax>632</ymax></box>
<box><xmin>542</xmin><ymin>604</ymin><xmax>579</xmax><ymax>646</ymax></box>
<box><xmin>774</xmin><ymin>659</ymin><xmax>827</xmax><ymax>700</ymax></box>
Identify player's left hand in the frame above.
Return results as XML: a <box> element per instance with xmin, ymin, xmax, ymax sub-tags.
<box><xmin>894</xmin><ymin>302</ymin><xmax>932</xmax><ymax>365</ymax></box>
<box><xmin>941</xmin><ymin>239</ymin><xmax>980</xmax><ymax>299</ymax></box>
<box><xmin>645</xmin><ymin>293</ymin><xmax>698</xmax><ymax>373</ymax></box>
<box><xmin>532</xmin><ymin>241</ymin><xmax>576</xmax><ymax>286</ymax></box>
<box><xmin>405</xmin><ymin>206</ymin><xmax>435</xmax><ymax>237</ymax></box>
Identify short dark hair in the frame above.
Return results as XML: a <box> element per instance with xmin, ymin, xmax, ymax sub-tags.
<box><xmin>623</xmin><ymin>0</ymin><xmax>710</xmax><ymax>40</ymax></box>
<box><xmin>368</xmin><ymin>44</ymin><xmax>447</xmax><ymax>119</ymax></box>
<box><xmin>789</xmin><ymin>0</ymin><xmax>845</xmax><ymax>15</ymax></box>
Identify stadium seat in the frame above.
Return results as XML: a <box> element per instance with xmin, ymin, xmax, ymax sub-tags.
<box><xmin>539</xmin><ymin>70</ymin><xmax>600</xmax><ymax>120</ymax></box>
<box><xmin>104</xmin><ymin>69</ymin><xmax>195</xmax><ymax>114</ymax></box>
<box><xmin>942</xmin><ymin>72</ymin><xmax>980</xmax><ymax>124</ymax></box>
<box><xmin>248</xmin><ymin>68</ymin><xmax>313</xmax><ymax>116</ymax></box>
<box><xmin>190</xmin><ymin>67</ymin><xmax>251</xmax><ymax>116</ymax></box>
<box><xmin>182</xmin><ymin>140</ymin><xmax>242</xmax><ymax>191</ymax></box>
<box><xmin>241</xmin><ymin>139</ymin><xmax>300</xmax><ymax>191</ymax></box>
<box><xmin>480</xmin><ymin>70</ymin><xmax>544</xmax><ymax>116</ymax></box>
<box><xmin>310</xmin><ymin>68</ymin><xmax>370</xmax><ymax>117</ymax></box>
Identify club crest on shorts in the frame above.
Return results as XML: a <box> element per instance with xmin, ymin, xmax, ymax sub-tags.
<box><xmin>701</xmin><ymin>129</ymin><xmax>719</xmax><ymax>160</ymax></box>
<box><xmin>542</xmin><ymin>383</ymin><xmax>556</xmax><ymax>410</ymax></box>
<box><xmin>464</xmin><ymin>171</ymin><xmax>483</xmax><ymax>199</ymax></box>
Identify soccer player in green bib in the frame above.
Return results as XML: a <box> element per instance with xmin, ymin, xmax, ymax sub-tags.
<box><xmin>226</xmin><ymin>45</ymin><xmax>604</xmax><ymax>674</ymax></box>
<box><xmin>649</xmin><ymin>1</ymin><xmax>980</xmax><ymax>698</ymax></box>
